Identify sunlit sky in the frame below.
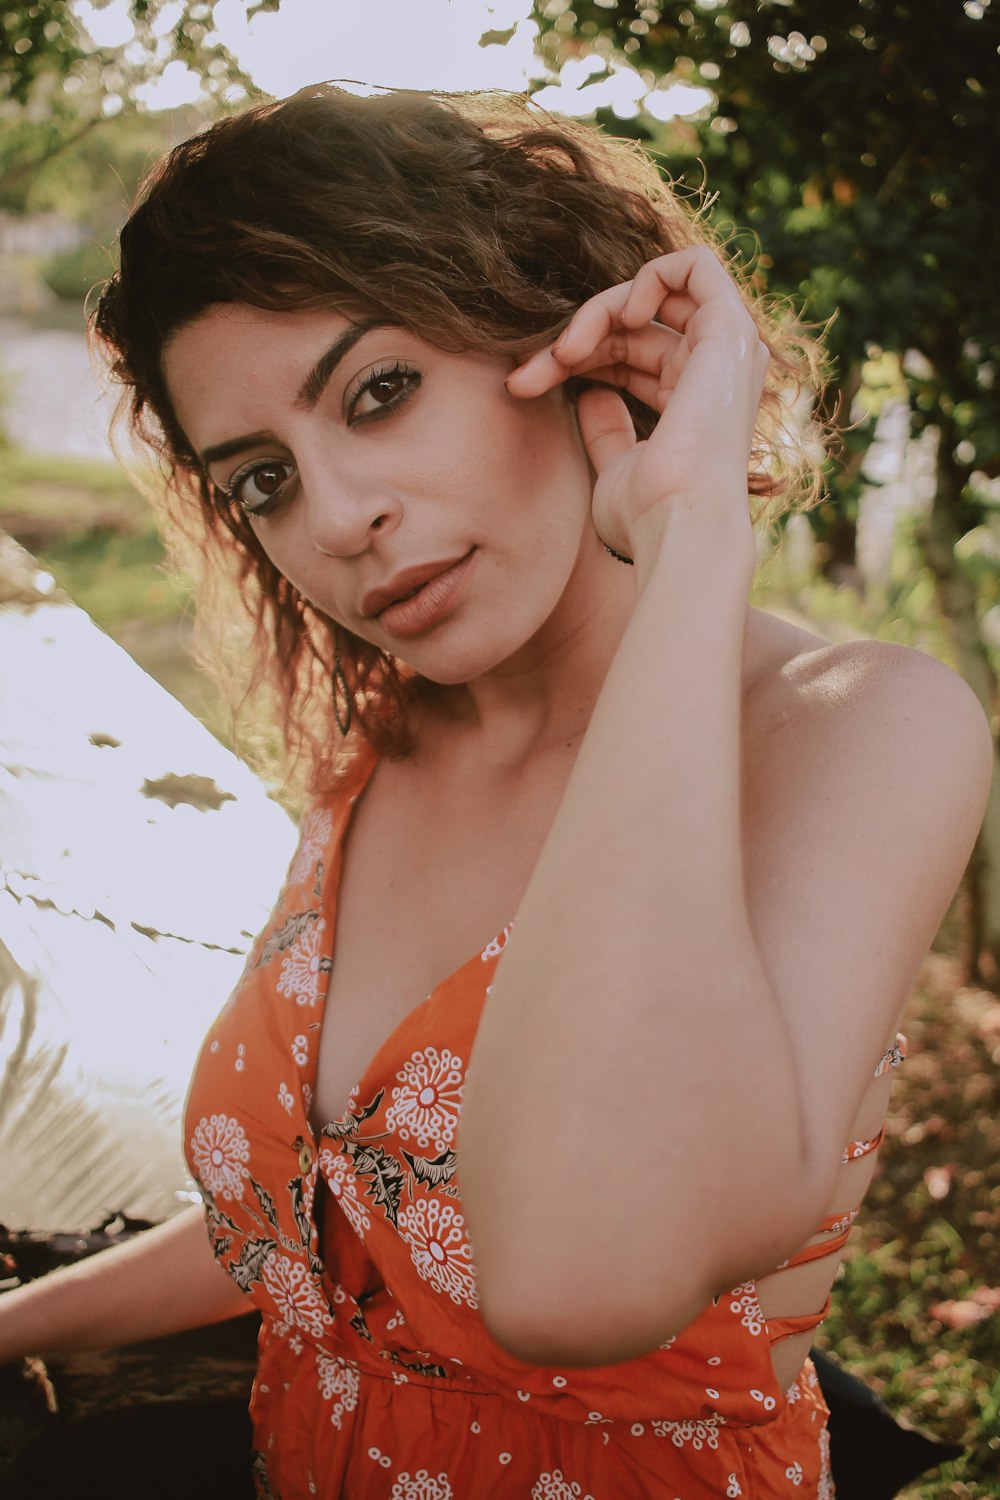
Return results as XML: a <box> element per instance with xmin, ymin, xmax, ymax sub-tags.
<box><xmin>73</xmin><ymin>0</ymin><xmax>714</xmax><ymax>121</ymax></box>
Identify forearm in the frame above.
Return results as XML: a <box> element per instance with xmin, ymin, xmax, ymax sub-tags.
<box><xmin>462</xmin><ymin>506</ymin><xmax>812</xmax><ymax>1357</ymax></box>
<box><xmin>0</xmin><ymin>1206</ymin><xmax>250</xmax><ymax>1363</ymax></box>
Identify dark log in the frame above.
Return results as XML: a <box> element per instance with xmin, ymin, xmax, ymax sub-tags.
<box><xmin>0</xmin><ymin>1219</ymin><xmax>258</xmax><ymax>1500</ymax></box>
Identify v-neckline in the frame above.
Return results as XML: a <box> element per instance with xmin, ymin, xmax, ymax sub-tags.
<box><xmin>308</xmin><ymin>743</ymin><xmax>514</xmax><ymax>1137</ymax></box>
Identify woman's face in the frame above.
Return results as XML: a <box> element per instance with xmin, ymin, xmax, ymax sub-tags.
<box><xmin>164</xmin><ymin>304</ymin><xmax>609</xmax><ymax>686</ymax></box>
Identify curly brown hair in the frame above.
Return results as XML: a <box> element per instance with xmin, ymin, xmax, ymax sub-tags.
<box><xmin>92</xmin><ymin>83</ymin><xmax>822</xmax><ymax>789</ymax></box>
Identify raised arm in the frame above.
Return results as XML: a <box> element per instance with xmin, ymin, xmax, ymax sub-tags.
<box><xmin>459</xmin><ymin>248</ymin><xmax>992</xmax><ymax>1365</ymax></box>
<box><xmin>0</xmin><ymin>1205</ymin><xmax>249</xmax><ymax>1364</ymax></box>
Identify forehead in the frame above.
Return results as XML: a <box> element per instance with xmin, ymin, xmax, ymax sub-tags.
<box><xmin>163</xmin><ymin>303</ymin><xmax>393</xmax><ymax>443</ymax></box>
<box><xmin>164</xmin><ymin>303</ymin><xmax>356</xmax><ymax>384</ymax></box>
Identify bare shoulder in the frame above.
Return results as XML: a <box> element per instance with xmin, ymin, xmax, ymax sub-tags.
<box><xmin>747</xmin><ymin>611</ymin><xmax>989</xmax><ymax>748</ymax></box>
<box><xmin>743</xmin><ymin>609</ymin><xmax>993</xmax><ymax>853</ymax></box>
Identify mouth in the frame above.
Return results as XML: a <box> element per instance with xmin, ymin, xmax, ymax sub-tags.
<box><xmin>361</xmin><ymin>551</ymin><xmax>474</xmax><ymax>620</ymax></box>
<box><xmin>365</xmin><ymin>550</ymin><xmax>477</xmax><ymax>640</ymax></box>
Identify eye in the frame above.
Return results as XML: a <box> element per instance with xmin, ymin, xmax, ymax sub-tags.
<box><xmin>225</xmin><ymin>459</ymin><xmax>296</xmax><ymax>516</ymax></box>
<box><xmin>348</xmin><ymin>361</ymin><xmax>421</xmax><ymax>423</ymax></box>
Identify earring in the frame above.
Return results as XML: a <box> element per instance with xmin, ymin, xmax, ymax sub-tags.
<box><xmin>332</xmin><ymin>634</ymin><xmax>353</xmax><ymax>736</ymax></box>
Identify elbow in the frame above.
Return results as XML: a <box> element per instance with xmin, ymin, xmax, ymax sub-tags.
<box><xmin>471</xmin><ymin>1177</ymin><xmax>834</xmax><ymax>1369</ymax></box>
<box><xmin>473</xmin><ymin>1245</ymin><xmax>716</xmax><ymax>1369</ymax></box>
<box><xmin>479</xmin><ymin>1287</ymin><xmax>704</xmax><ymax>1369</ymax></box>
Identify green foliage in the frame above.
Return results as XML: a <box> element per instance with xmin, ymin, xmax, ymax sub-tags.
<box><xmin>0</xmin><ymin>449</ymin><xmax>224</xmax><ymax>734</ymax></box>
<box><xmin>0</xmin><ymin>1</ymin><xmax>81</xmax><ymax>107</ymax></box>
<box><xmin>0</xmin><ymin>1</ymin><xmax>266</xmax><ymax>200</ymax></box>
<box><xmin>41</xmin><ymin>237</ymin><xmax>115</xmax><ymax>301</ymax></box>
<box><xmin>0</xmin><ymin>448</ymin><xmax>175</xmax><ymax>620</ymax></box>
<box><xmin>0</xmin><ymin>0</ymin><xmax>254</xmax><ymax>109</ymax></box>
<box><xmin>11</xmin><ymin>105</ymin><xmax>177</xmax><ymax>219</ymax></box>
<box><xmin>532</xmin><ymin>1</ymin><xmax>1000</xmax><ymax>546</ymax></box>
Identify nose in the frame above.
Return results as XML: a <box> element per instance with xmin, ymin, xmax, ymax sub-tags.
<box><xmin>299</xmin><ymin>459</ymin><xmax>402</xmax><ymax>556</ymax></box>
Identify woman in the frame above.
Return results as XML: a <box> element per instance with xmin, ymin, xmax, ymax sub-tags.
<box><xmin>0</xmin><ymin>85</ymin><xmax>990</xmax><ymax>1499</ymax></box>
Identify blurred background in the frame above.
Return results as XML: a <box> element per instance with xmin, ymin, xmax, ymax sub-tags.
<box><xmin>0</xmin><ymin>3</ymin><xmax>997</xmax><ymax>1494</ymax></box>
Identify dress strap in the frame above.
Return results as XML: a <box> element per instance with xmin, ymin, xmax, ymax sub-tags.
<box><xmin>777</xmin><ymin>1222</ymin><xmax>855</xmax><ymax>1272</ymax></box>
<box><xmin>766</xmin><ymin>1295</ymin><xmax>833</xmax><ymax>1346</ymax></box>
<box><xmin>841</xmin><ymin>1125</ymin><xmax>885</xmax><ymax>1165</ymax></box>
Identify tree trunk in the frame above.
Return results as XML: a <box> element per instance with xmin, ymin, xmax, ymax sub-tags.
<box><xmin>819</xmin><ymin>362</ymin><xmax>866</xmax><ymax>583</ymax></box>
<box><xmin>918</xmin><ymin>416</ymin><xmax>1000</xmax><ymax>984</ymax></box>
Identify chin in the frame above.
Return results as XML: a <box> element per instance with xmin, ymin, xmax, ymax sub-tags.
<box><xmin>394</xmin><ymin>636</ymin><xmax>527</xmax><ymax>687</ymax></box>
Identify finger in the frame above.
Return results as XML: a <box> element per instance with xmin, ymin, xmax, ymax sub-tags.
<box><xmin>623</xmin><ymin>246</ymin><xmax>747</xmax><ymax>336</ymax></box>
<box><xmin>554</xmin><ymin>247</ymin><xmax>748</xmax><ymax>366</ymax></box>
<box><xmin>582</xmin><ymin>367</ymin><xmax>664</xmax><ymax>413</ymax></box>
<box><xmin>575</xmin><ymin>386</ymin><xmax>636</xmax><ymax>477</ymax></box>
<box><xmin>552</xmin><ymin>283</ymin><xmax>696</xmax><ymax>365</ymax></box>
<box><xmin>508</xmin><ymin>321</ymin><xmax>684</xmax><ymax>399</ymax></box>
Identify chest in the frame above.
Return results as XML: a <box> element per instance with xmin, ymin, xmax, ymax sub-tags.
<box><xmin>310</xmin><ymin>758</ymin><xmax>563</xmax><ymax>1128</ymax></box>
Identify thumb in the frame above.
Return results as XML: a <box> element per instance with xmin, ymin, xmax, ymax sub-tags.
<box><xmin>576</xmin><ymin>386</ymin><xmax>636</xmax><ymax>476</ymax></box>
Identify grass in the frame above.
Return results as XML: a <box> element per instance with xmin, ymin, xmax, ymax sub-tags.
<box><xmin>2</xmin><ymin>450</ymin><xmax>998</xmax><ymax>1491</ymax></box>
<box><xmin>0</xmin><ymin>447</ymin><xmax>229</xmax><ymax>737</ymax></box>
<box><xmin>818</xmin><ymin>952</ymin><xmax>1000</xmax><ymax>1497</ymax></box>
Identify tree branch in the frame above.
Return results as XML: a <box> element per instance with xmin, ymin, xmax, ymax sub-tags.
<box><xmin>0</xmin><ymin>114</ymin><xmax>105</xmax><ymax>199</ymax></box>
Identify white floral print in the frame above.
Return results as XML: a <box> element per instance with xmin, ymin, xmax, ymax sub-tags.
<box><xmin>785</xmin><ymin>1460</ymin><xmax>804</xmax><ymax>1486</ymax></box>
<box><xmin>651</xmin><ymin>1417</ymin><xmax>725</xmax><ymax>1449</ymax></box>
<box><xmin>288</xmin><ymin>809</ymin><xmax>333</xmax><ymax>887</ymax></box>
<box><xmin>277</xmin><ymin>917</ymin><xmax>331</xmax><ymax>1007</ymax></box>
<box><xmin>728</xmin><ymin>1282</ymin><xmax>765</xmax><ymax>1336</ymax></box>
<box><xmin>749</xmin><ymin>1387</ymin><xmax>778</xmax><ymax>1412</ymax></box>
<box><xmin>278</xmin><ymin>1081</ymin><xmax>294</xmax><ymax>1114</ymax></box>
<box><xmin>726</xmin><ymin>1477</ymin><xmax>743</xmax><ymax>1498</ymax></box>
<box><xmin>190</xmin><ymin>1113</ymin><xmax>250</xmax><ymax>1201</ymax></box>
<box><xmin>826</xmin><ymin>1209</ymin><xmax>859</xmax><ymax>1237</ymax></box>
<box><xmin>319</xmin><ymin>1146</ymin><xmax>372</xmax><ymax>1238</ymax></box>
<box><xmin>292</xmin><ymin>1033</ymin><xmax>310</xmax><ymax>1066</ymax></box>
<box><xmin>480</xmin><ymin>924</ymin><xmax>513</xmax><ymax>960</ymax></box>
<box><xmin>384</xmin><ymin>1046</ymin><xmax>464</xmax><ymax>1151</ymax></box>
<box><xmin>316</xmin><ymin>1351</ymin><xmax>359</xmax><ymax>1430</ymax></box>
<box><xmin>531</xmin><ymin>1472</ymin><xmax>596</xmax><ymax>1500</ymax></box>
<box><xmin>817</xmin><ymin>1428</ymin><xmax>834</xmax><ymax>1500</ymax></box>
<box><xmin>397</xmin><ymin>1195</ymin><xmax>478</xmax><ymax>1308</ymax></box>
<box><xmin>261</xmin><ymin>1252</ymin><xmax>334</xmax><ymax>1340</ymax></box>
<box><xmin>389</xmin><ymin>1473</ymin><xmax>454</xmax><ymax>1500</ymax></box>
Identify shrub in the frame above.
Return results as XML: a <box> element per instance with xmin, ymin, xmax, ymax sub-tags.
<box><xmin>41</xmin><ymin>239</ymin><xmax>114</xmax><ymax>303</ymax></box>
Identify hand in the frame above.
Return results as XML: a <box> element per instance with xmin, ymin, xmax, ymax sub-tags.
<box><xmin>506</xmin><ymin>247</ymin><xmax>770</xmax><ymax>566</ymax></box>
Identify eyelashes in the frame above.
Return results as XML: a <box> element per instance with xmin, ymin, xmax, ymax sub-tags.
<box><xmin>219</xmin><ymin>360</ymin><xmax>422</xmax><ymax>517</ymax></box>
<box><xmin>223</xmin><ymin>458</ymin><xmax>296</xmax><ymax>516</ymax></box>
<box><xmin>346</xmin><ymin>360</ymin><xmax>421</xmax><ymax>422</ymax></box>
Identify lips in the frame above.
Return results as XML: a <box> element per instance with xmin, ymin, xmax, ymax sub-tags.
<box><xmin>361</xmin><ymin>552</ymin><xmax>473</xmax><ymax>619</ymax></box>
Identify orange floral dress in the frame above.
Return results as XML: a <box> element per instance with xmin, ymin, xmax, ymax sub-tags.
<box><xmin>184</xmin><ymin>746</ymin><xmax>903</xmax><ymax>1500</ymax></box>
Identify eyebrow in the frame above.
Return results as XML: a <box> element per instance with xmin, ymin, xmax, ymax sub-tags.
<box><xmin>197</xmin><ymin>318</ymin><xmax>391</xmax><ymax>469</ymax></box>
<box><xmin>295</xmin><ymin>318</ymin><xmax>389</xmax><ymax>409</ymax></box>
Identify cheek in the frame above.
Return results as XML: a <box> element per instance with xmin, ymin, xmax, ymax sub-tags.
<box><xmin>246</xmin><ymin>521</ymin><xmax>346</xmax><ymax>621</ymax></box>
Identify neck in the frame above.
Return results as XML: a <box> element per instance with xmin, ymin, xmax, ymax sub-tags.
<box><xmin>412</xmin><ymin>550</ymin><xmax>637</xmax><ymax>773</ymax></box>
